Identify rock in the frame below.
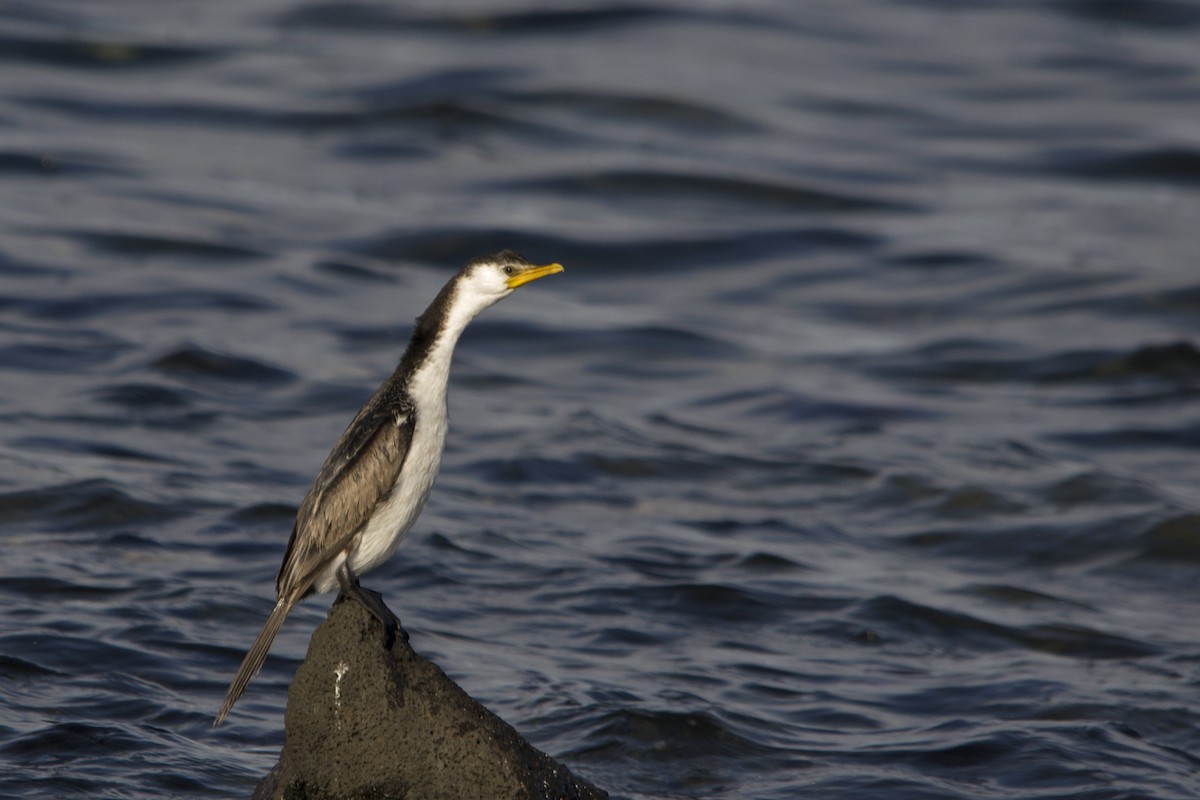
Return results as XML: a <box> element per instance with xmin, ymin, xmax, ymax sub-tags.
<box><xmin>252</xmin><ymin>597</ymin><xmax>607</xmax><ymax>800</ymax></box>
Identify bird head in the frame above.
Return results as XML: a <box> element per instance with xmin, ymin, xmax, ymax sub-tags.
<box><xmin>457</xmin><ymin>250</ymin><xmax>564</xmax><ymax>310</ymax></box>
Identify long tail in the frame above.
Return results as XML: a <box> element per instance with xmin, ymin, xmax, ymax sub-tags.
<box><xmin>214</xmin><ymin>596</ymin><xmax>294</xmax><ymax>726</ymax></box>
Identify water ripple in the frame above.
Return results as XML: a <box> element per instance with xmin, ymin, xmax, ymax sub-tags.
<box><xmin>275</xmin><ymin>3</ymin><xmax>777</xmax><ymax>35</ymax></box>
<box><xmin>0</xmin><ymin>480</ymin><xmax>183</xmax><ymax>533</ymax></box>
<box><xmin>150</xmin><ymin>345</ymin><xmax>295</xmax><ymax>386</ymax></box>
<box><xmin>1048</xmin><ymin>145</ymin><xmax>1200</xmax><ymax>184</ymax></box>
<box><xmin>1053</xmin><ymin>0</ymin><xmax>1200</xmax><ymax>29</ymax></box>
<box><xmin>347</xmin><ymin>225</ymin><xmax>881</xmax><ymax>273</ymax></box>
<box><xmin>856</xmin><ymin>596</ymin><xmax>1161</xmax><ymax>659</ymax></box>
<box><xmin>490</xmin><ymin>169</ymin><xmax>915</xmax><ymax>213</ymax></box>
<box><xmin>0</xmin><ymin>35</ymin><xmax>217</xmax><ymax>70</ymax></box>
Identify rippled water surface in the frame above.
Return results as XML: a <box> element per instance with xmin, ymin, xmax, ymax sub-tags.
<box><xmin>3</xmin><ymin>1</ymin><xmax>1200</xmax><ymax>798</ymax></box>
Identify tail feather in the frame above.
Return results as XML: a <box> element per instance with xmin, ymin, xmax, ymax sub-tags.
<box><xmin>214</xmin><ymin>597</ymin><xmax>294</xmax><ymax>726</ymax></box>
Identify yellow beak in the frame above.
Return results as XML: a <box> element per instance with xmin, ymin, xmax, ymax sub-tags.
<box><xmin>506</xmin><ymin>262</ymin><xmax>564</xmax><ymax>289</ymax></box>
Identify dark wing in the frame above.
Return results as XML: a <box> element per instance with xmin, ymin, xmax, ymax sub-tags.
<box><xmin>275</xmin><ymin>381</ymin><xmax>415</xmax><ymax>598</ymax></box>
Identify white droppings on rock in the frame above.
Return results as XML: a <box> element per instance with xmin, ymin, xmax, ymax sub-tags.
<box><xmin>334</xmin><ymin>660</ymin><xmax>350</xmax><ymax>727</ymax></box>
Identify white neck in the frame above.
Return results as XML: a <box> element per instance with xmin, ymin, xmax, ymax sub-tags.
<box><xmin>406</xmin><ymin>300</ymin><xmax>477</xmax><ymax>408</ymax></box>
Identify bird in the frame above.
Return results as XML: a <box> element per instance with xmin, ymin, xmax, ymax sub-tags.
<box><xmin>214</xmin><ymin>250</ymin><xmax>563</xmax><ymax>725</ymax></box>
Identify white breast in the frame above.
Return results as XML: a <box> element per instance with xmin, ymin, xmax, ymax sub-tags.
<box><xmin>345</xmin><ymin>405</ymin><xmax>446</xmax><ymax>578</ymax></box>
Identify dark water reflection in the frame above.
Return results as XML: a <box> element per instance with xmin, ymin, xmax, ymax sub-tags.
<box><xmin>2</xmin><ymin>1</ymin><xmax>1200</xmax><ymax>798</ymax></box>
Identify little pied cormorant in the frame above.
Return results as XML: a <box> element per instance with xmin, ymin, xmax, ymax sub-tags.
<box><xmin>215</xmin><ymin>250</ymin><xmax>563</xmax><ymax>725</ymax></box>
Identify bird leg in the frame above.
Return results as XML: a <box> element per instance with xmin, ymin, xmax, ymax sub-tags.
<box><xmin>334</xmin><ymin>560</ymin><xmax>409</xmax><ymax>645</ymax></box>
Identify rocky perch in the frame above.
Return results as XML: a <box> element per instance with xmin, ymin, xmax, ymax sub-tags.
<box><xmin>252</xmin><ymin>598</ymin><xmax>607</xmax><ymax>800</ymax></box>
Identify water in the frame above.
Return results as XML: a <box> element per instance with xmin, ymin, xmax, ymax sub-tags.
<box><xmin>2</xmin><ymin>1</ymin><xmax>1199</xmax><ymax>797</ymax></box>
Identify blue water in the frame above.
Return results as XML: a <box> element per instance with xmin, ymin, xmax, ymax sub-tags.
<box><xmin>2</xmin><ymin>1</ymin><xmax>1200</xmax><ymax>798</ymax></box>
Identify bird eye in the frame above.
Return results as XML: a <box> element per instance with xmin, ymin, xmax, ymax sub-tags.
<box><xmin>503</xmin><ymin>266</ymin><xmax>514</xmax><ymax>275</ymax></box>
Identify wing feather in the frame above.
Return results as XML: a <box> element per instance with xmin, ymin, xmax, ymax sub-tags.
<box><xmin>275</xmin><ymin>380</ymin><xmax>415</xmax><ymax>597</ymax></box>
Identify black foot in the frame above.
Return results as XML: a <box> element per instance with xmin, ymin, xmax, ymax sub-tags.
<box><xmin>335</xmin><ymin>562</ymin><xmax>409</xmax><ymax>645</ymax></box>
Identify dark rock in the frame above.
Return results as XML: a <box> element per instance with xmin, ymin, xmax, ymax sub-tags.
<box><xmin>252</xmin><ymin>597</ymin><xmax>607</xmax><ymax>800</ymax></box>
